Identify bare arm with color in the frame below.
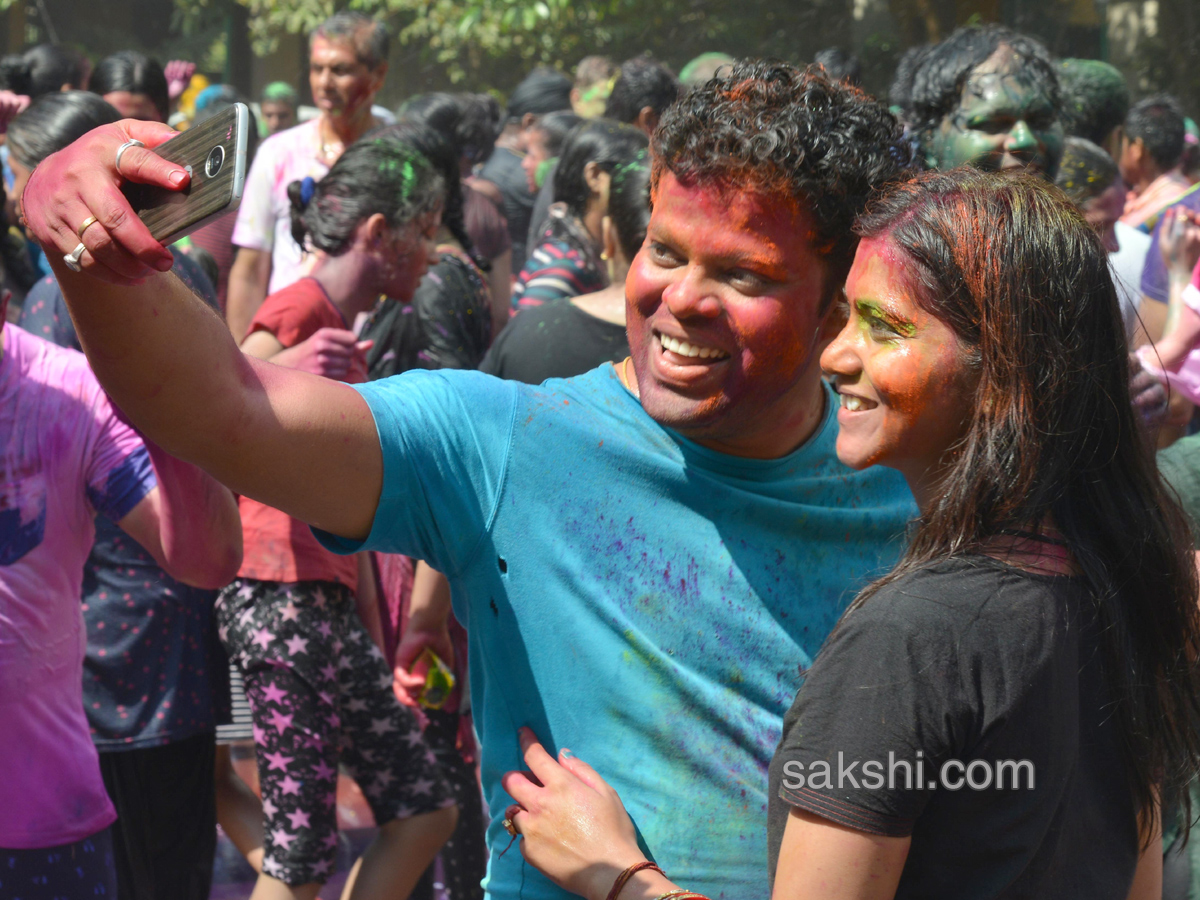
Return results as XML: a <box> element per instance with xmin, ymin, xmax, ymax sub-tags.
<box><xmin>771</xmin><ymin>808</ymin><xmax>909</xmax><ymax>900</ymax></box>
<box><xmin>21</xmin><ymin>120</ymin><xmax>384</xmax><ymax>541</ymax></box>
<box><xmin>117</xmin><ymin>440</ymin><xmax>243</xmax><ymax>589</ymax></box>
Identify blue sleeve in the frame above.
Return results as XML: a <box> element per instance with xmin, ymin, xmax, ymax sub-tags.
<box><xmin>1141</xmin><ymin>219</ymin><xmax>1167</xmax><ymax>304</ymax></box>
<box><xmin>314</xmin><ymin>369</ymin><xmax>518</xmax><ymax>576</ymax></box>
<box><xmin>18</xmin><ymin>277</ymin><xmax>80</xmax><ymax>350</ymax></box>
<box><xmin>87</xmin><ymin>445</ymin><xmax>157</xmax><ymax>522</ymax></box>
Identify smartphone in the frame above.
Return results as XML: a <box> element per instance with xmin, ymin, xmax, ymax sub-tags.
<box><xmin>122</xmin><ymin>102</ymin><xmax>249</xmax><ymax>244</ymax></box>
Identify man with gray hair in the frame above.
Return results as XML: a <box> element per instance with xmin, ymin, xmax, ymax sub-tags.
<box><xmin>226</xmin><ymin>11</ymin><xmax>390</xmax><ymax>338</ymax></box>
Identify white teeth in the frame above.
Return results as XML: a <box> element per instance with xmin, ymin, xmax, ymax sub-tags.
<box><xmin>842</xmin><ymin>394</ymin><xmax>866</xmax><ymax>412</ymax></box>
<box><xmin>659</xmin><ymin>334</ymin><xmax>728</xmax><ymax>360</ymax></box>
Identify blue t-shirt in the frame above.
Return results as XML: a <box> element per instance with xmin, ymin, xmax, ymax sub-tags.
<box><xmin>18</xmin><ymin>254</ymin><xmax>229</xmax><ymax>749</ymax></box>
<box><xmin>320</xmin><ymin>364</ymin><xmax>915</xmax><ymax>900</ymax></box>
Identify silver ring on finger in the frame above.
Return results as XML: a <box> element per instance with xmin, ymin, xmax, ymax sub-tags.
<box><xmin>114</xmin><ymin>139</ymin><xmax>145</xmax><ymax>174</ymax></box>
<box><xmin>63</xmin><ymin>242</ymin><xmax>86</xmax><ymax>272</ymax></box>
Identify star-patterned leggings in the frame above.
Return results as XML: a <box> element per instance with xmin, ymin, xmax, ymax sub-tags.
<box><xmin>216</xmin><ymin>579</ymin><xmax>453</xmax><ymax>886</ymax></box>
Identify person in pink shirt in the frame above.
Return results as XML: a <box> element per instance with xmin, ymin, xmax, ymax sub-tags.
<box><xmin>225</xmin><ymin>11</ymin><xmax>390</xmax><ymax>340</ymax></box>
<box><xmin>0</xmin><ymin>284</ymin><xmax>242</xmax><ymax>897</ymax></box>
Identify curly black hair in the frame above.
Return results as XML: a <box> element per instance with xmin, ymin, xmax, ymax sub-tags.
<box><xmin>905</xmin><ymin>25</ymin><xmax>1060</xmax><ymax>140</ymax></box>
<box><xmin>651</xmin><ymin>59</ymin><xmax>913</xmax><ymax>298</ymax></box>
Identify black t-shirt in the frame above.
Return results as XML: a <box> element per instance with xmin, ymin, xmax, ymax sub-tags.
<box><xmin>480</xmin><ymin>300</ymin><xmax>629</xmax><ymax>383</ymax></box>
<box><xmin>767</xmin><ymin>557</ymin><xmax>1138</xmax><ymax>899</ymax></box>
<box><xmin>479</xmin><ymin>146</ymin><xmax>536</xmax><ymax>269</ymax></box>
<box><xmin>362</xmin><ymin>248</ymin><xmax>493</xmax><ymax>380</ymax></box>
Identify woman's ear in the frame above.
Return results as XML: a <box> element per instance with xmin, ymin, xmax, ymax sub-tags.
<box><xmin>360</xmin><ymin>212</ymin><xmax>391</xmax><ymax>250</ymax></box>
<box><xmin>601</xmin><ymin>215</ymin><xmax>618</xmax><ymax>262</ymax></box>
<box><xmin>583</xmin><ymin>161</ymin><xmax>603</xmax><ymax>193</ymax></box>
<box><xmin>584</xmin><ymin>162</ymin><xmax>612</xmax><ymax>208</ymax></box>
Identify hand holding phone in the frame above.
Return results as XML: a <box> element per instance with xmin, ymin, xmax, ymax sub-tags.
<box><xmin>122</xmin><ymin>103</ymin><xmax>249</xmax><ymax>245</ymax></box>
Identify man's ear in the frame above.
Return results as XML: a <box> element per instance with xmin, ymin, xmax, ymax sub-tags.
<box><xmin>368</xmin><ymin>63</ymin><xmax>388</xmax><ymax>96</ymax></box>
<box><xmin>635</xmin><ymin>107</ymin><xmax>659</xmax><ymax>136</ymax></box>
<box><xmin>1131</xmin><ymin>137</ymin><xmax>1148</xmax><ymax>167</ymax></box>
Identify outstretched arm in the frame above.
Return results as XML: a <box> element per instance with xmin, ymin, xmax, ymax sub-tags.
<box><xmin>21</xmin><ymin>120</ymin><xmax>384</xmax><ymax>540</ymax></box>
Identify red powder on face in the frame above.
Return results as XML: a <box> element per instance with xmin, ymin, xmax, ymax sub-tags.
<box><xmin>627</xmin><ymin>172</ymin><xmax>834</xmax><ymax>456</ymax></box>
<box><xmin>649</xmin><ymin>157</ymin><xmax>801</xmax><ymax>220</ymax></box>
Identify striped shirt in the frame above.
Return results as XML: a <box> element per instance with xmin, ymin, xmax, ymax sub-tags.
<box><xmin>511</xmin><ymin>203</ymin><xmax>607</xmax><ymax>311</ymax></box>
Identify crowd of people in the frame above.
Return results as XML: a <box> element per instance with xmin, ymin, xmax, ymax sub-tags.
<box><xmin>4</xmin><ymin>10</ymin><xmax>1200</xmax><ymax>900</ymax></box>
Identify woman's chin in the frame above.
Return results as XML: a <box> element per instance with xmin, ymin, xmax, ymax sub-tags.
<box><xmin>834</xmin><ymin>439</ymin><xmax>875</xmax><ymax>471</ymax></box>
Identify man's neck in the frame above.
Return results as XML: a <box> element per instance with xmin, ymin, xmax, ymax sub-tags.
<box><xmin>495</xmin><ymin>125</ymin><xmax>523</xmax><ymax>154</ymax></box>
<box><xmin>323</xmin><ymin>107</ymin><xmax>376</xmax><ymax>147</ymax></box>
<box><xmin>1133</xmin><ymin>165</ymin><xmax>1166</xmax><ymax>196</ymax></box>
<box><xmin>685</xmin><ymin>375</ymin><xmax>830</xmax><ymax>460</ymax></box>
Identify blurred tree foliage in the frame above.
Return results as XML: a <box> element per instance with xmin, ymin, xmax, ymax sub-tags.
<box><xmin>198</xmin><ymin>0</ymin><xmax>856</xmax><ymax>89</ymax></box>
<box><xmin>166</xmin><ymin>0</ymin><xmax>1195</xmax><ymax>110</ymax></box>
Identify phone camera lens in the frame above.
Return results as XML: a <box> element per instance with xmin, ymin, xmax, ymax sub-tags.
<box><xmin>205</xmin><ymin>146</ymin><xmax>225</xmax><ymax>178</ymax></box>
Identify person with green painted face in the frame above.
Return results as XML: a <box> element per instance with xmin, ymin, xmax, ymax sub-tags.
<box><xmin>905</xmin><ymin>24</ymin><xmax>1064</xmax><ymax>180</ymax></box>
<box><xmin>906</xmin><ymin>26</ymin><xmax>1168</xmax><ymax>436</ymax></box>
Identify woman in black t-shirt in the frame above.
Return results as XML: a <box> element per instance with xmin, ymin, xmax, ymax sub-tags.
<box><xmin>497</xmin><ymin>170</ymin><xmax>1200</xmax><ymax>900</ymax></box>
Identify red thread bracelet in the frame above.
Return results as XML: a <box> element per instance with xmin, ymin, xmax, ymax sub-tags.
<box><xmin>606</xmin><ymin>861</ymin><xmax>666</xmax><ymax>900</ymax></box>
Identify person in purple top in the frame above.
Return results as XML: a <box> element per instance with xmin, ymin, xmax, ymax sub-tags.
<box><xmin>0</xmin><ymin>276</ymin><xmax>241</xmax><ymax>898</ymax></box>
<box><xmin>14</xmin><ymin>90</ymin><xmax>233</xmax><ymax>900</ymax></box>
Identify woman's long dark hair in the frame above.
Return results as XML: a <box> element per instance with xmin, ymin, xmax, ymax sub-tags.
<box><xmin>607</xmin><ymin>149</ymin><xmax>651</xmax><ymax>260</ymax></box>
<box><xmin>90</xmin><ymin>51</ymin><xmax>169</xmax><ymax>122</ymax></box>
<box><xmin>848</xmin><ymin>167</ymin><xmax>1200</xmax><ymax>831</ymax></box>
<box><xmin>553</xmin><ymin>119</ymin><xmax>648</xmax><ymax>218</ymax></box>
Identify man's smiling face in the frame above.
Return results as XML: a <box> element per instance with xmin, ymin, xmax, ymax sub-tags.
<box><xmin>625</xmin><ymin>172</ymin><xmax>839</xmax><ymax>458</ymax></box>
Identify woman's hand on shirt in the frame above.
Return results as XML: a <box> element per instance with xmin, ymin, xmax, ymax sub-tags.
<box><xmin>501</xmin><ymin>728</ymin><xmax>648</xmax><ymax>900</ymax></box>
<box><xmin>266</xmin><ymin>327</ymin><xmax>372</xmax><ymax>382</ymax></box>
